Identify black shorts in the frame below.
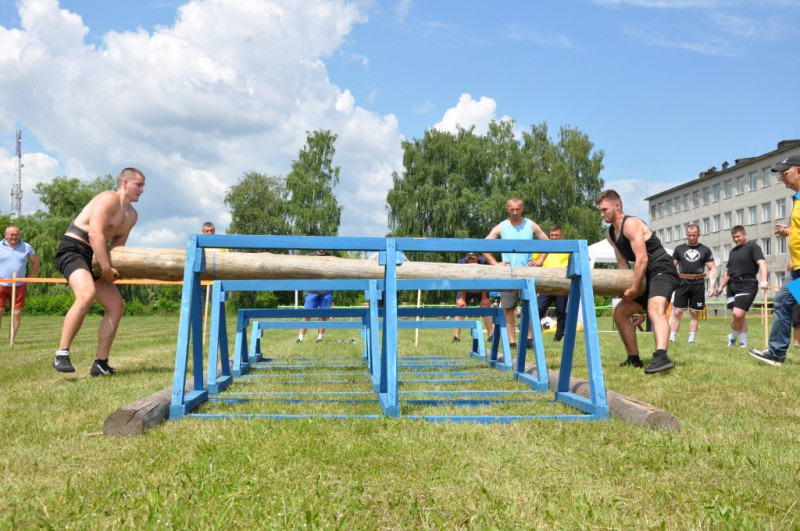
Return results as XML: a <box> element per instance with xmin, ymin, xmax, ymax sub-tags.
<box><xmin>673</xmin><ymin>280</ymin><xmax>706</xmax><ymax>311</ymax></box>
<box><xmin>634</xmin><ymin>267</ymin><xmax>680</xmax><ymax>310</ymax></box>
<box><xmin>726</xmin><ymin>278</ymin><xmax>758</xmax><ymax>311</ymax></box>
<box><xmin>55</xmin><ymin>236</ymin><xmax>99</xmax><ymax>281</ymax></box>
<box><xmin>456</xmin><ymin>292</ymin><xmax>483</xmax><ymax>307</ymax></box>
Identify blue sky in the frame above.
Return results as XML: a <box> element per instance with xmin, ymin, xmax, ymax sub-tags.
<box><xmin>1</xmin><ymin>0</ymin><xmax>798</xmax><ymax>248</ymax></box>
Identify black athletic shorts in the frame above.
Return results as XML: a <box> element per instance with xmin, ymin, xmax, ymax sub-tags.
<box><xmin>673</xmin><ymin>280</ymin><xmax>706</xmax><ymax>311</ymax></box>
<box><xmin>726</xmin><ymin>278</ymin><xmax>758</xmax><ymax>311</ymax></box>
<box><xmin>55</xmin><ymin>235</ymin><xmax>99</xmax><ymax>281</ymax></box>
<box><xmin>634</xmin><ymin>265</ymin><xmax>680</xmax><ymax>310</ymax></box>
<box><xmin>456</xmin><ymin>292</ymin><xmax>483</xmax><ymax>307</ymax></box>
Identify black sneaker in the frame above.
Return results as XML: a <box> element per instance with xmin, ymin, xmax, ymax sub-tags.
<box><xmin>644</xmin><ymin>353</ymin><xmax>674</xmax><ymax>374</ymax></box>
<box><xmin>53</xmin><ymin>353</ymin><xmax>75</xmax><ymax>373</ymax></box>
<box><xmin>553</xmin><ymin>335</ymin><xmax>563</xmax><ymax>342</ymax></box>
<box><xmin>748</xmin><ymin>348</ymin><xmax>783</xmax><ymax>366</ymax></box>
<box><xmin>452</xmin><ymin>336</ymin><xmax>461</xmax><ymax>343</ymax></box>
<box><xmin>619</xmin><ymin>355</ymin><xmax>644</xmax><ymax>368</ymax></box>
<box><xmin>296</xmin><ymin>338</ymin><xmax>303</xmax><ymax>343</ymax></box>
<box><xmin>526</xmin><ymin>339</ymin><xmax>534</xmax><ymax>349</ymax></box>
<box><xmin>90</xmin><ymin>359</ymin><xmax>116</xmax><ymax>377</ymax></box>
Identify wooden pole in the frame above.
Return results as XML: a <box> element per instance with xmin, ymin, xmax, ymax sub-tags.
<box><xmin>763</xmin><ymin>287</ymin><xmax>769</xmax><ymax>347</ymax></box>
<box><xmin>98</xmin><ymin>247</ymin><xmax>638</xmax><ymax>297</ymax></box>
<box><xmin>202</xmin><ymin>281</ymin><xmax>211</xmax><ymax>347</ymax></box>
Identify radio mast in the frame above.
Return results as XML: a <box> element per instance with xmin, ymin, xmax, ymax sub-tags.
<box><xmin>10</xmin><ymin>129</ymin><xmax>22</xmax><ymax>217</ymax></box>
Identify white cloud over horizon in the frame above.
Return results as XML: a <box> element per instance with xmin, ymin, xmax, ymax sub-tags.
<box><xmin>0</xmin><ymin>0</ymin><xmax>406</xmax><ymax>247</ymax></box>
<box><xmin>0</xmin><ymin>0</ymin><xmax>517</xmax><ymax>249</ymax></box>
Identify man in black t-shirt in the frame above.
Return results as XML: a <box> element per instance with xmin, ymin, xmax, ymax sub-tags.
<box><xmin>669</xmin><ymin>224</ymin><xmax>717</xmax><ymax>345</ymax></box>
<box><xmin>715</xmin><ymin>226</ymin><xmax>768</xmax><ymax>348</ymax></box>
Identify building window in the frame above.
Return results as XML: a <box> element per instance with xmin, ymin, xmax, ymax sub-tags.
<box><xmin>684</xmin><ymin>222</ymin><xmax>690</xmax><ymax>233</ymax></box>
<box><xmin>693</xmin><ymin>190</ymin><xmax>700</xmax><ymax>207</ymax></box>
<box><xmin>703</xmin><ymin>187</ymin><xmax>710</xmax><ymax>204</ymax></box>
<box><xmin>736</xmin><ymin>209</ymin><xmax>745</xmax><ymax>226</ymax></box>
<box><xmin>762</xmin><ymin>168</ymin><xmax>771</xmax><ymax>188</ymax></box>
<box><xmin>650</xmin><ymin>205</ymin><xmax>657</xmax><ymax>220</ymax></box>
<box><xmin>724</xmin><ymin>212</ymin><xmax>732</xmax><ymax>230</ymax></box>
<box><xmin>683</xmin><ymin>194</ymin><xmax>690</xmax><ymax>210</ymax></box>
<box><xmin>713</xmin><ymin>215</ymin><xmax>721</xmax><ymax>232</ymax></box>
<box><xmin>778</xmin><ymin>237</ymin><xmax>788</xmax><ymax>254</ymax></box>
<box><xmin>675</xmin><ymin>225</ymin><xmax>682</xmax><ymax>239</ymax></box>
<box><xmin>776</xmin><ymin>271</ymin><xmax>786</xmax><ymax>286</ymax></box>
<box><xmin>712</xmin><ymin>183</ymin><xmax>721</xmax><ymax>202</ymax></box>
<box><xmin>749</xmin><ymin>171</ymin><xmax>758</xmax><ymax>191</ymax></box>
<box><xmin>777</xmin><ymin>198</ymin><xmax>786</xmax><ymax>219</ymax></box>
<box><xmin>702</xmin><ymin>218</ymin><xmax>710</xmax><ymax>234</ymax></box>
<box><xmin>658</xmin><ymin>229</ymin><xmax>664</xmax><ymax>242</ymax></box>
<box><xmin>762</xmin><ymin>202</ymin><xmax>771</xmax><ymax>223</ymax></box>
<box><xmin>761</xmin><ymin>238</ymin><xmax>771</xmax><ymax>256</ymax></box>
<box><xmin>748</xmin><ymin>206</ymin><xmax>757</xmax><ymax>225</ymax></box>
<box><xmin>723</xmin><ymin>244</ymin><xmax>731</xmax><ymax>260</ymax></box>
<box><xmin>724</xmin><ymin>180</ymin><xmax>733</xmax><ymax>198</ymax></box>
<box><xmin>737</xmin><ymin>176</ymin><xmax>745</xmax><ymax>195</ymax></box>
<box><xmin>658</xmin><ymin>202</ymin><xmax>664</xmax><ymax>217</ymax></box>
<box><xmin>666</xmin><ymin>199</ymin><xmax>673</xmax><ymax>215</ymax></box>
<box><xmin>666</xmin><ymin>227</ymin><xmax>673</xmax><ymax>243</ymax></box>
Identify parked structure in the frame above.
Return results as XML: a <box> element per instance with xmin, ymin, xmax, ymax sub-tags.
<box><xmin>647</xmin><ymin>140</ymin><xmax>800</xmax><ymax>297</ymax></box>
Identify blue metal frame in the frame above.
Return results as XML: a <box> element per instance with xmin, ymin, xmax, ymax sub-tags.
<box><xmin>169</xmin><ymin>235</ymin><xmax>609</xmax><ymax>421</ymax></box>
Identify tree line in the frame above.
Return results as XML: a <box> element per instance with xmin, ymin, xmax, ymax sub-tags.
<box><xmin>4</xmin><ymin>120</ymin><xmax>605</xmax><ymax>312</ymax></box>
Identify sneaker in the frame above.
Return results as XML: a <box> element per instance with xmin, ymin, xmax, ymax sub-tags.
<box><xmin>644</xmin><ymin>353</ymin><xmax>674</xmax><ymax>374</ymax></box>
<box><xmin>508</xmin><ymin>343</ymin><xmax>517</xmax><ymax>350</ymax></box>
<box><xmin>727</xmin><ymin>334</ymin><xmax>736</xmax><ymax>347</ymax></box>
<box><xmin>526</xmin><ymin>339</ymin><xmax>534</xmax><ymax>349</ymax></box>
<box><xmin>316</xmin><ymin>338</ymin><xmax>323</xmax><ymax>343</ymax></box>
<box><xmin>748</xmin><ymin>348</ymin><xmax>783</xmax><ymax>366</ymax></box>
<box><xmin>90</xmin><ymin>359</ymin><xmax>116</xmax><ymax>376</ymax></box>
<box><xmin>619</xmin><ymin>355</ymin><xmax>644</xmax><ymax>368</ymax></box>
<box><xmin>669</xmin><ymin>338</ymin><xmax>676</xmax><ymax>344</ymax></box>
<box><xmin>296</xmin><ymin>338</ymin><xmax>302</xmax><ymax>343</ymax></box>
<box><xmin>452</xmin><ymin>336</ymin><xmax>461</xmax><ymax>343</ymax></box>
<box><xmin>553</xmin><ymin>334</ymin><xmax>563</xmax><ymax>342</ymax></box>
<box><xmin>53</xmin><ymin>353</ymin><xmax>75</xmax><ymax>373</ymax></box>
<box><xmin>687</xmin><ymin>339</ymin><xmax>695</xmax><ymax>345</ymax></box>
<box><xmin>740</xmin><ymin>344</ymin><xmax>748</xmax><ymax>348</ymax></box>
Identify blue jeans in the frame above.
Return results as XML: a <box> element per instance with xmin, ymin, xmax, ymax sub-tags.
<box><xmin>767</xmin><ymin>269</ymin><xmax>800</xmax><ymax>362</ymax></box>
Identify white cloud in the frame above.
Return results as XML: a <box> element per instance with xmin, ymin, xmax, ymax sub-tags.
<box><xmin>395</xmin><ymin>0</ymin><xmax>412</xmax><ymax>23</ymax></box>
<box><xmin>0</xmin><ymin>0</ymin><xmax>405</xmax><ymax>248</ymax></box>
<box><xmin>432</xmin><ymin>94</ymin><xmax>497</xmax><ymax>136</ymax></box>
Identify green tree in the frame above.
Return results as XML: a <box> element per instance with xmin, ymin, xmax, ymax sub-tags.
<box><xmin>285</xmin><ymin>130</ymin><xmax>342</xmax><ymax>237</ymax></box>
<box><xmin>387</xmin><ymin>120</ymin><xmax>605</xmax><ymax>257</ymax></box>
<box><xmin>33</xmin><ymin>175</ymin><xmax>115</xmax><ymax>219</ymax></box>
<box><xmin>224</xmin><ymin>171</ymin><xmax>290</xmax><ymax>236</ymax></box>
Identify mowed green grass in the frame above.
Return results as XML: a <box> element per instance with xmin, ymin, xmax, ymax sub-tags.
<box><xmin>1</xmin><ymin>313</ymin><xmax>799</xmax><ymax>528</ymax></box>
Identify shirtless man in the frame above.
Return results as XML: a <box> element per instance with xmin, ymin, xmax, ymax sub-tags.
<box><xmin>52</xmin><ymin>168</ymin><xmax>145</xmax><ymax>376</ymax></box>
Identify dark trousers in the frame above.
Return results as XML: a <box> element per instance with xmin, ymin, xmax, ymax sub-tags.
<box><xmin>537</xmin><ymin>294</ymin><xmax>568</xmax><ymax>339</ymax></box>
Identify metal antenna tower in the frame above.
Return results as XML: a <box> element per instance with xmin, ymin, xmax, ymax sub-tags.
<box><xmin>10</xmin><ymin>129</ymin><xmax>22</xmax><ymax>217</ymax></box>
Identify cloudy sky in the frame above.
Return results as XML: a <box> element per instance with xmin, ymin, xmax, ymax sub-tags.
<box><xmin>1</xmin><ymin>0</ymin><xmax>798</xmax><ymax>248</ymax></box>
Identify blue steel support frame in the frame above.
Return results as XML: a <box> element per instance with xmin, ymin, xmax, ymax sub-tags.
<box><xmin>169</xmin><ymin>235</ymin><xmax>608</xmax><ymax>421</ymax></box>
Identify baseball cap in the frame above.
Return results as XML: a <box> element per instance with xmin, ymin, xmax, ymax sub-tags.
<box><xmin>771</xmin><ymin>155</ymin><xmax>800</xmax><ymax>173</ymax></box>
<box><xmin>466</xmin><ymin>252</ymin><xmax>480</xmax><ymax>258</ymax></box>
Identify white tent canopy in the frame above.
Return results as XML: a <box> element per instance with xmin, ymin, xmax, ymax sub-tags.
<box><xmin>588</xmin><ymin>239</ymin><xmax>673</xmax><ymax>267</ymax></box>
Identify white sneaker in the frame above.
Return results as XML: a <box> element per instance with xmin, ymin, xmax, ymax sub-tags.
<box><xmin>727</xmin><ymin>334</ymin><xmax>736</xmax><ymax>347</ymax></box>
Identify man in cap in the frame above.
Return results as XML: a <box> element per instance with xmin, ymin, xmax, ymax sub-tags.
<box><xmin>453</xmin><ymin>252</ymin><xmax>492</xmax><ymax>342</ymax></box>
<box><xmin>749</xmin><ymin>155</ymin><xmax>800</xmax><ymax>365</ymax></box>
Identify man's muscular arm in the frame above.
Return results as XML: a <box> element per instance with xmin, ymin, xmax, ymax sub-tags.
<box><xmin>483</xmin><ymin>223</ymin><xmax>503</xmax><ymax>265</ymax></box>
<box><xmin>622</xmin><ymin>218</ymin><xmax>649</xmax><ymax>301</ymax></box>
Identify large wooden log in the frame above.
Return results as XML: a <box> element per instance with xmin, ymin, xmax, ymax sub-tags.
<box><xmin>98</xmin><ymin>247</ymin><xmax>638</xmax><ymax>296</ymax></box>
<box><xmin>524</xmin><ymin>366</ymin><xmax>679</xmax><ymax>431</ymax></box>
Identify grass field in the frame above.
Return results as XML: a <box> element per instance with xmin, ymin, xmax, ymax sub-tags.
<box><xmin>1</xmin><ymin>313</ymin><xmax>799</xmax><ymax>528</ymax></box>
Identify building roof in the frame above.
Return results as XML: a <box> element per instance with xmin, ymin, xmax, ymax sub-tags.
<box><xmin>645</xmin><ymin>139</ymin><xmax>800</xmax><ymax>201</ymax></box>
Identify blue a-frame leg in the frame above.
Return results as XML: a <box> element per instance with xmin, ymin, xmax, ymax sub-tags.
<box><xmin>170</xmin><ymin>237</ymin><xmax>209</xmax><ymax>417</ymax></box>
<box><xmin>207</xmin><ymin>281</ymin><xmax>232</xmax><ymax>394</ymax></box>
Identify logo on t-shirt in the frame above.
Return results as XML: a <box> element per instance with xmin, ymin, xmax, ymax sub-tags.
<box><xmin>683</xmin><ymin>248</ymin><xmax>701</xmax><ymax>262</ymax></box>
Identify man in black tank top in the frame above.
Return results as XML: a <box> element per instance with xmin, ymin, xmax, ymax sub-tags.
<box><xmin>596</xmin><ymin>190</ymin><xmax>680</xmax><ymax>373</ymax></box>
